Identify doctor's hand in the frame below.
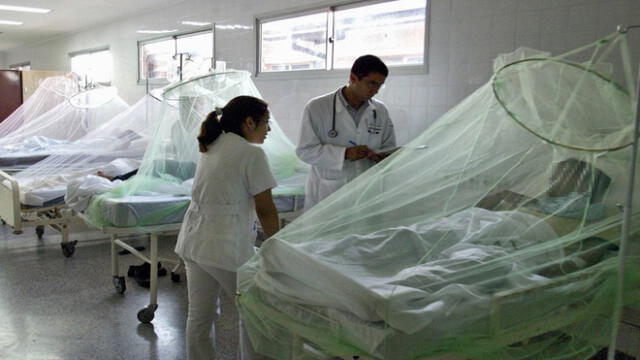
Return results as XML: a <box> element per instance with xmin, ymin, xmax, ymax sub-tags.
<box><xmin>345</xmin><ymin>145</ymin><xmax>376</xmax><ymax>161</ymax></box>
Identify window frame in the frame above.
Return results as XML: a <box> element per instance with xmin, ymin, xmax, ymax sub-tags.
<box><xmin>68</xmin><ymin>46</ymin><xmax>112</xmax><ymax>85</ymax></box>
<box><xmin>9</xmin><ymin>61</ymin><xmax>30</xmax><ymax>71</ymax></box>
<box><xmin>137</xmin><ymin>28</ymin><xmax>214</xmax><ymax>85</ymax></box>
<box><xmin>255</xmin><ymin>0</ymin><xmax>429</xmax><ymax>79</ymax></box>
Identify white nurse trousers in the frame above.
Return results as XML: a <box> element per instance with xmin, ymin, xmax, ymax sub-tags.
<box><xmin>184</xmin><ymin>259</ymin><xmax>263</xmax><ymax>360</ymax></box>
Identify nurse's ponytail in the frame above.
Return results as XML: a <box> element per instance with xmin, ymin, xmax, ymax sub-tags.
<box><xmin>198</xmin><ymin>96</ymin><xmax>269</xmax><ymax>152</ymax></box>
<box><xmin>197</xmin><ymin>110</ymin><xmax>223</xmax><ymax>152</ymax></box>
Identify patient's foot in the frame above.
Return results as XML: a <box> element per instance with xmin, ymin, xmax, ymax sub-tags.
<box><xmin>96</xmin><ymin>171</ymin><xmax>115</xmax><ymax>181</ymax></box>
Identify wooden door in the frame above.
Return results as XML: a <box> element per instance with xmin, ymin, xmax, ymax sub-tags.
<box><xmin>0</xmin><ymin>70</ymin><xmax>23</xmax><ymax>123</ymax></box>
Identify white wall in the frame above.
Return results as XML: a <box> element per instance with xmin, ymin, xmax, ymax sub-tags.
<box><xmin>2</xmin><ymin>0</ymin><xmax>640</xmax><ymax>145</ymax></box>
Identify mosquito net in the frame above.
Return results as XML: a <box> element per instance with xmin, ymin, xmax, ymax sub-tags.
<box><xmin>237</xmin><ymin>32</ymin><xmax>640</xmax><ymax>360</ymax></box>
<box><xmin>0</xmin><ymin>75</ymin><xmax>78</xmax><ymax>138</ymax></box>
<box><xmin>83</xmin><ymin>71</ymin><xmax>307</xmax><ymax>228</ymax></box>
<box><xmin>13</xmin><ymin>94</ymin><xmax>165</xmax><ymax>207</ymax></box>
<box><xmin>0</xmin><ymin>85</ymin><xmax>128</xmax><ymax>155</ymax></box>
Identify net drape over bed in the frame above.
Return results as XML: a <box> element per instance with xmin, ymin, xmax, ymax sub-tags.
<box><xmin>83</xmin><ymin>71</ymin><xmax>307</xmax><ymax>228</ymax></box>
<box><xmin>0</xmin><ymin>75</ymin><xmax>78</xmax><ymax>138</ymax></box>
<box><xmin>12</xmin><ymin>94</ymin><xmax>164</xmax><ymax>207</ymax></box>
<box><xmin>237</xmin><ymin>33</ymin><xmax>640</xmax><ymax>360</ymax></box>
<box><xmin>0</xmin><ymin>85</ymin><xmax>128</xmax><ymax>154</ymax></box>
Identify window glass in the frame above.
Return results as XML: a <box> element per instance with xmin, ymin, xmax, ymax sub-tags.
<box><xmin>71</xmin><ymin>49</ymin><xmax>112</xmax><ymax>84</ymax></box>
<box><xmin>333</xmin><ymin>0</ymin><xmax>426</xmax><ymax>69</ymax></box>
<box><xmin>260</xmin><ymin>12</ymin><xmax>328</xmax><ymax>72</ymax></box>
<box><xmin>176</xmin><ymin>32</ymin><xmax>213</xmax><ymax>59</ymax></box>
<box><xmin>257</xmin><ymin>0</ymin><xmax>427</xmax><ymax>75</ymax></box>
<box><xmin>139</xmin><ymin>30</ymin><xmax>213</xmax><ymax>81</ymax></box>
<box><xmin>176</xmin><ymin>31</ymin><xmax>213</xmax><ymax>77</ymax></box>
<box><xmin>140</xmin><ymin>39</ymin><xmax>174</xmax><ymax>80</ymax></box>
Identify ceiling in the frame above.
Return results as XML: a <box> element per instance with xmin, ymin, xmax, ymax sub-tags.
<box><xmin>0</xmin><ymin>0</ymin><xmax>185</xmax><ymax>51</ymax></box>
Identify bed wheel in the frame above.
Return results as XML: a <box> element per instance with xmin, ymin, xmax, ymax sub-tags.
<box><xmin>137</xmin><ymin>305</ymin><xmax>157</xmax><ymax>323</ymax></box>
<box><xmin>170</xmin><ymin>272</ymin><xmax>181</xmax><ymax>283</ymax></box>
<box><xmin>113</xmin><ymin>276</ymin><xmax>126</xmax><ymax>294</ymax></box>
<box><xmin>35</xmin><ymin>225</ymin><xmax>45</xmax><ymax>240</ymax></box>
<box><xmin>61</xmin><ymin>240</ymin><xmax>78</xmax><ymax>257</ymax></box>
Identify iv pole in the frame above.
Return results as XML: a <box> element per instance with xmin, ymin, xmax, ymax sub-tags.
<box><xmin>174</xmin><ymin>52</ymin><xmax>191</xmax><ymax>82</ymax></box>
<box><xmin>607</xmin><ymin>24</ymin><xmax>640</xmax><ymax>360</ymax></box>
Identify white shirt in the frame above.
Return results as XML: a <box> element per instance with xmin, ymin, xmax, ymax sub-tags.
<box><xmin>296</xmin><ymin>88</ymin><xmax>396</xmax><ymax>210</ymax></box>
<box><xmin>175</xmin><ymin>132</ymin><xmax>277</xmax><ymax>271</ymax></box>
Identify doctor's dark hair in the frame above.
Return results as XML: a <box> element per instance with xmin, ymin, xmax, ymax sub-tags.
<box><xmin>197</xmin><ymin>96</ymin><xmax>269</xmax><ymax>152</ymax></box>
<box><xmin>351</xmin><ymin>54</ymin><xmax>389</xmax><ymax>79</ymax></box>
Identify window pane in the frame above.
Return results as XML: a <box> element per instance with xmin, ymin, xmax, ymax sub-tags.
<box><xmin>177</xmin><ymin>31</ymin><xmax>213</xmax><ymax>77</ymax></box>
<box><xmin>260</xmin><ymin>12</ymin><xmax>328</xmax><ymax>72</ymax></box>
<box><xmin>333</xmin><ymin>0</ymin><xmax>426</xmax><ymax>69</ymax></box>
<box><xmin>140</xmin><ymin>39</ymin><xmax>174</xmax><ymax>80</ymax></box>
<box><xmin>71</xmin><ymin>50</ymin><xmax>112</xmax><ymax>84</ymax></box>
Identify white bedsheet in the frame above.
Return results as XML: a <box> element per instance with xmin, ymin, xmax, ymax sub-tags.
<box><xmin>16</xmin><ymin>158</ymin><xmax>141</xmax><ymax>207</ymax></box>
<box><xmin>0</xmin><ymin>135</ymin><xmax>70</xmax><ymax>153</ymax></box>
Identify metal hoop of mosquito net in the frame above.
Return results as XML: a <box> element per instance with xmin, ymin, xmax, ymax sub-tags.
<box><xmin>492</xmin><ymin>57</ymin><xmax>634</xmax><ymax>152</ymax></box>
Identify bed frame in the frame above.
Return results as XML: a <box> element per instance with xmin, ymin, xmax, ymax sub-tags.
<box><xmin>269</xmin><ymin>265</ymin><xmax>622</xmax><ymax>360</ymax></box>
<box><xmin>102</xmin><ymin>194</ymin><xmax>304</xmax><ymax>324</ymax></box>
<box><xmin>0</xmin><ymin>169</ymin><xmax>83</xmax><ymax>257</ymax></box>
<box><xmin>104</xmin><ymin>223</ymin><xmax>183</xmax><ymax>323</ymax></box>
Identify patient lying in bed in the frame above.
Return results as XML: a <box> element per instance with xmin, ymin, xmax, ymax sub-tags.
<box><xmin>477</xmin><ymin>158</ymin><xmax>615</xmax><ymax>275</ymax></box>
<box><xmin>253</xmin><ymin>158</ymin><xmax>618</xmax><ymax>336</ymax></box>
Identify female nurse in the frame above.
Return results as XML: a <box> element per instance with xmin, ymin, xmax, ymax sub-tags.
<box><xmin>174</xmin><ymin>95</ymin><xmax>279</xmax><ymax>360</ymax></box>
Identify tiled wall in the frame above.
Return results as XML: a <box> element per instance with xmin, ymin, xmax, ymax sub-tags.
<box><xmin>2</xmin><ymin>0</ymin><xmax>640</xmax><ymax>145</ymax></box>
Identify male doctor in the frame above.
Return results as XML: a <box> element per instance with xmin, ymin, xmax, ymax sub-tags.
<box><xmin>296</xmin><ymin>54</ymin><xmax>396</xmax><ymax>210</ymax></box>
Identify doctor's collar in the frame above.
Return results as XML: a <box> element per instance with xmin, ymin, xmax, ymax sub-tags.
<box><xmin>337</xmin><ymin>86</ymin><xmax>376</xmax><ymax>112</ymax></box>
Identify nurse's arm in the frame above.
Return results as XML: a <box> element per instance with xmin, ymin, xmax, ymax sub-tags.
<box><xmin>254</xmin><ymin>189</ymin><xmax>280</xmax><ymax>238</ymax></box>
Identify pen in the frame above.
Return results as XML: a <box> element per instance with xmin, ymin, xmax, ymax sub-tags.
<box><xmin>348</xmin><ymin>140</ymin><xmax>357</xmax><ymax>146</ymax></box>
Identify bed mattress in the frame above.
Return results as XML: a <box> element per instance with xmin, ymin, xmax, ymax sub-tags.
<box><xmin>0</xmin><ymin>152</ymin><xmax>50</xmax><ymax>169</ymax></box>
<box><xmin>97</xmin><ymin>193</ymin><xmax>304</xmax><ymax>228</ymax></box>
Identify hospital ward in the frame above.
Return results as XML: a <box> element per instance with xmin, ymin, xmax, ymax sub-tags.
<box><xmin>1</xmin><ymin>1</ymin><xmax>640</xmax><ymax>360</ymax></box>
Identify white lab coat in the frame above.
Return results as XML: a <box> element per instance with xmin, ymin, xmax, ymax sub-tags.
<box><xmin>296</xmin><ymin>88</ymin><xmax>396</xmax><ymax>210</ymax></box>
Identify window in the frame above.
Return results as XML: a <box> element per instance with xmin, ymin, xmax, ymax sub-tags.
<box><xmin>70</xmin><ymin>48</ymin><xmax>112</xmax><ymax>84</ymax></box>
<box><xmin>9</xmin><ymin>62</ymin><xmax>30</xmax><ymax>71</ymax></box>
<box><xmin>139</xmin><ymin>30</ymin><xmax>213</xmax><ymax>82</ymax></box>
<box><xmin>257</xmin><ymin>0</ymin><xmax>427</xmax><ymax>74</ymax></box>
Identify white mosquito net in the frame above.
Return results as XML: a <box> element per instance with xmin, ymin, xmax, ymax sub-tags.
<box><xmin>237</xmin><ymin>32</ymin><xmax>640</xmax><ymax>360</ymax></box>
<box><xmin>13</xmin><ymin>94</ymin><xmax>165</xmax><ymax>207</ymax></box>
<box><xmin>83</xmin><ymin>70</ymin><xmax>307</xmax><ymax>228</ymax></box>
<box><xmin>0</xmin><ymin>85</ymin><xmax>128</xmax><ymax>156</ymax></box>
<box><xmin>0</xmin><ymin>75</ymin><xmax>79</xmax><ymax>138</ymax></box>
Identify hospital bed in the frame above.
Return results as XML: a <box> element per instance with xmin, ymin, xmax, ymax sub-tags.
<box><xmin>239</xmin><ymin>208</ymin><xmax>632</xmax><ymax>360</ymax></box>
<box><xmin>0</xmin><ymin>92</ymin><xmax>167</xmax><ymax>256</ymax></box>
<box><xmin>104</xmin><ymin>193</ymin><xmax>303</xmax><ymax>324</ymax></box>
<box><xmin>249</xmin><ymin>267</ymin><xmax>610</xmax><ymax>360</ymax></box>
<box><xmin>79</xmin><ymin>159</ymin><xmax>304</xmax><ymax>323</ymax></box>
<box><xmin>0</xmin><ymin>88</ymin><xmax>129</xmax><ymax>174</ymax></box>
<box><xmin>0</xmin><ymin>169</ymin><xmax>81</xmax><ymax>256</ymax></box>
<box><xmin>0</xmin><ymin>154</ymin><xmax>142</xmax><ymax>256</ymax></box>
<box><xmin>0</xmin><ymin>151</ymin><xmax>50</xmax><ymax>173</ymax></box>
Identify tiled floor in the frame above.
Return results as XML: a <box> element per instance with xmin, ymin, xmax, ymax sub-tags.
<box><xmin>0</xmin><ymin>223</ymin><xmax>239</xmax><ymax>360</ymax></box>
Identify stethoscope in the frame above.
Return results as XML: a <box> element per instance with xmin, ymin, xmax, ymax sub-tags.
<box><xmin>328</xmin><ymin>89</ymin><xmax>378</xmax><ymax>138</ymax></box>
